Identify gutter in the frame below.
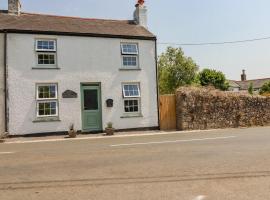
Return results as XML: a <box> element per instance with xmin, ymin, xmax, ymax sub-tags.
<box><xmin>1</xmin><ymin>29</ymin><xmax>157</xmax><ymax>41</ymax></box>
<box><xmin>3</xmin><ymin>31</ymin><xmax>8</xmax><ymax>133</ymax></box>
<box><xmin>155</xmin><ymin>38</ymin><xmax>160</xmax><ymax>130</ymax></box>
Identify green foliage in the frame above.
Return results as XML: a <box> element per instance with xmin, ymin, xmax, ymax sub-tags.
<box><xmin>248</xmin><ymin>83</ymin><xmax>254</xmax><ymax>95</ymax></box>
<box><xmin>158</xmin><ymin>47</ymin><xmax>199</xmax><ymax>94</ymax></box>
<box><xmin>198</xmin><ymin>69</ymin><xmax>229</xmax><ymax>91</ymax></box>
<box><xmin>259</xmin><ymin>81</ymin><xmax>270</xmax><ymax>95</ymax></box>
<box><xmin>107</xmin><ymin>122</ymin><xmax>113</xmax><ymax>129</ymax></box>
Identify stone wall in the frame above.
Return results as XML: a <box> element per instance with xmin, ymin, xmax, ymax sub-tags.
<box><xmin>176</xmin><ymin>87</ymin><xmax>270</xmax><ymax>130</ymax></box>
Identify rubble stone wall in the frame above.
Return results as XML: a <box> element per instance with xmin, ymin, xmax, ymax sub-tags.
<box><xmin>176</xmin><ymin>87</ymin><xmax>270</xmax><ymax>130</ymax></box>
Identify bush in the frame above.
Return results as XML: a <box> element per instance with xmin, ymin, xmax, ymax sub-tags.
<box><xmin>198</xmin><ymin>69</ymin><xmax>229</xmax><ymax>91</ymax></box>
<box><xmin>248</xmin><ymin>83</ymin><xmax>254</xmax><ymax>95</ymax></box>
<box><xmin>259</xmin><ymin>81</ymin><xmax>270</xmax><ymax>95</ymax></box>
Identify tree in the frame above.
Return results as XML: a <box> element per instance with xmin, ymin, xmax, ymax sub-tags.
<box><xmin>259</xmin><ymin>81</ymin><xmax>270</xmax><ymax>95</ymax></box>
<box><xmin>158</xmin><ymin>47</ymin><xmax>198</xmax><ymax>94</ymax></box>
<box><xmin>248</xmin><ymin>83</ymin><xmax>254</xmax><ymax>95</ymax></box>
<box><xmin>198</xmin><ymin>68</ymin><xmax>229</xmax><ymax>91</ymax></box>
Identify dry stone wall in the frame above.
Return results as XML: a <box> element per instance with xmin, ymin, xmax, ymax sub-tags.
<box><xmin>176</xmin><ymin>87</ymin><xmax>270</xmax><ymax>130</ymax></box>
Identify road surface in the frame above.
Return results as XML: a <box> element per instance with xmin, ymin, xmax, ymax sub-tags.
<box><xmin>1</xmin><ymin>127</ymin><xmax>270</xmax><ymax>199</ymax></box>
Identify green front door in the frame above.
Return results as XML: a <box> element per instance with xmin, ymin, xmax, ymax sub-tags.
<box><xmin>81</xmin><ymin>84</ymin><xmax>102</xmax><ymax>132</ymax></box>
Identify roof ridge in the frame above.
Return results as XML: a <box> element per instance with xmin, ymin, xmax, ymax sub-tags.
<box><xmin>20</xmin><ymin>12</ymin><xmax>131</xmax><ymax>23</ymax></box>
<box><xmin>236</xmin><ymin>77</ymin><xmax>270</xmax><ymax>83</ymax></box>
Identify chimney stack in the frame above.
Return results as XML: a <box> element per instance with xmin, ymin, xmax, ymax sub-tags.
<box><xmin>8</xmin><ymin>0</ymin><xmax>21</xmax><ymax>15</ymax></box>
<box><xmin>134</xmin><ymin>0</ymin><xmax>148</xmax><ymax>29</ymax></box>
<box><xmin>241</xmin><ymin>70</ymin><xmax>247</xmax><ymax>81</ymax></box>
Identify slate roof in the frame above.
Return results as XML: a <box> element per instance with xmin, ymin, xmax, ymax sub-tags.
<box><xmin>235</xmin><ymin>78</ymin><xmax>270</xmax><ymax>90</ymax></box>
<box><xmin>228</xmin><ymin>80</ymin><xmax>240</xmax><ymax>88</ymax></box>
<box><xmin>0</xmin><ymin>11</ymin><xmax>156</xmax><ymax>40</ymax></box>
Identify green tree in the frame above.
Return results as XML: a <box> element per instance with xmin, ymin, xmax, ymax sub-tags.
<box><xmin>248</xmin><ymin>83</ymin><xmax>254</xmax><ymax>95</ymax></box>
<box><xmin>259</xmin><ymin>81</ymin><xmax>270</xmax><ymax>95</ymax></box>
<box><xmin>158</xmin><ymin>47</ymin><xmax>198</xmax><ymax>94</ymax></box>
<box><xmin>198</xmin><ymin>68</ymin><xmax>229</xmax><ymax>91</ymax></box>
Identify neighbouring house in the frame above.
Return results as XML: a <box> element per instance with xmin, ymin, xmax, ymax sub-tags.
<box><xmin>229</xmin><ymin>70</ymin><xmax>270</xmax><ymax>93</ymax></box>
<box><xmin>0</xmin><ymin>0</ymin><xmax>159</xmax><ymax>136</ymax></box>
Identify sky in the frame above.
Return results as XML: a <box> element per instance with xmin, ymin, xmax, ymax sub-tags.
<box><xmin>1</xmin><ymin>0</ymin><xmax>270</xmax><ymax>80</ymax></box>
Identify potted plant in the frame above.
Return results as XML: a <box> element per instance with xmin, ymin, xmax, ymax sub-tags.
<box><xmin>68</xmin><ymin>124</ymin><xmax>77</xmax><ymax>138</ymax></box>
<box><xmin>105</xmin><ymin>122</ymin><xmax>115</xmax><ymax>136</ymax></box>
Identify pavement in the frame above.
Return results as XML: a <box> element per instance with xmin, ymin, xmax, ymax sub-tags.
<box><xmin>1</xmin><ymin>127</ymin><xmax>270</xmax><ymax>200</ymax></box>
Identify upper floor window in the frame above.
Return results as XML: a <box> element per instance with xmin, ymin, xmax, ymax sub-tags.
<box><xmin>35</xmin><ymin>39</ymin><xmax>57</xmax><ymax>67</ymax></box>
<box><xmin>121</xmin><ymin>43</ymin><xmax>139</xmax><ymax>68</ymax></box>
<box><xmin>36</xmin><ymin>40</ymin><xmax>56</xmax><ymax>52</ymax></box>
<box><xmin>121</xmin><ymin>44</ymin><xmax>138</xmax><ymax>55</ymax></box>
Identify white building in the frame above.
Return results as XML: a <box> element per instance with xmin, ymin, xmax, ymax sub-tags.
<box><xmin>0</xmin><ymin>0</ymin><xmax>159</xmax><ymax>136</ymax></box>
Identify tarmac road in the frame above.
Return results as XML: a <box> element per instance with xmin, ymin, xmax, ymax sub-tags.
<box><xmin>1</xmin><ymin>127</ymin><xmax>270</xmax><ymax>200</ymax></box>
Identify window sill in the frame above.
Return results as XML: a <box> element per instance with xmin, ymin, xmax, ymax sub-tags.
<box><xmin>119</xmin><ymin>68</ymin><xmax>141</xmax><ymax>71</ymax></box>
<box><xmin>121</xmin><ymin>114</ymin><xmax>143</xmax><ymax>118</ymax></box>
<box><xmin>32</xmin><ymin>66</ymin><xmax>60</xmax><ymax>70</ymax></box>
<box><xmin>33</xmin><ymin>117</ymin><xmax>61</xmax><ymax>123</ymax></box>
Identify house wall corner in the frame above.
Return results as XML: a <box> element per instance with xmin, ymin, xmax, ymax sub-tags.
<box><xmin>0</xmin><ymin>33</ymin><xmax>5</xmax><ymax>134</ymax></box>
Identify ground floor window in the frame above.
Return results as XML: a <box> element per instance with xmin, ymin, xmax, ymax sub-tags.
<box><xmin>37</xmin><ymin>53</ymin><xmax>56</xmax><ymax>65</ymax></box>
<box><xmin>122</xmin><ymin>83</ymin><xmax>141</xmax><ymax>114</ymax></box>
<box><xmin>36</xmin><ymin>84</ymin><xmax>58</xmax><ymax>117</ymax></box>
<box><xmin>124</xmin><ymin>99</ymin><xmax>140</xmax><ymax>113</ymax></box>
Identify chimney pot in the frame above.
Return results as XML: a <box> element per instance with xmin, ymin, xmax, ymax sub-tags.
<box><xmin>8</xmin><ymin>0</ymin><xmax>21</xmax><ymax>15</ymax></box>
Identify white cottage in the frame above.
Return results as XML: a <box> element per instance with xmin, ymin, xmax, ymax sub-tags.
<box><xmin>0</xmin><ymin>0</ymin><xmax>159</xmax><ymax>136</ymax></box>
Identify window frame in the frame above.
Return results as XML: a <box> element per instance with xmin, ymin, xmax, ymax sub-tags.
<box><xmin>36</xmin><ymin>39</ymin><xmax>57</xmax><ymax>52</ymax></box>
<box><xmin>37</xmin><ymin>52</ymin><xmax>57</xmax><ymax>66</ymax></box>
<box><xmin>124</xmin><ymin>98</ymin><xmax>141</xmax><ymax>114</ymax></box>
<box><xmin>36</xmin><ymin>84</ymin><xmax>58</xmax><ymax>100</ymax></box>
<box><xmin>120</xmin><ymin>43</ymin><xmax>139</xmax><ymax>69</ymax></box>
<box><xmin>36</xmin><ymin>83</ymin><xmax>59</xmax><ymax>118</ymax></box>
<box><xmin>122</xmin><ymin>83</ymin><xmax>141</xmax><ymax>98</ymax></box>
<box><xmin>122</xmin><ymin>83</ymin><xmax>141</xmax><ymax>114</ymax></box>
<box><xmin>122</xmin><ymin>55</ymin><xmax>138</xmax><ymax>68</ymax></box>
<box><xmin>36</xmin><ymin>100</ymin><xmax>58</xmax><ymax>118</ymax></box>
<box><xmin>121</xmin><ymin>43</ymin><xmax>139</xmax><ymax>55</ymax></box>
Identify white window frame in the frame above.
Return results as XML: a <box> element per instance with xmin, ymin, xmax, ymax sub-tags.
<box><xmin>122</xmin><ymin>83</ymin><xmax>141</xmax><ymax>98</ymax></box>
<box><xmin>36</xmin><ymin>39</ymin><xmax>57</xmax><ymax>52</ymax></box>
<box><xmin>36</xmin><ymin>83</ymin><xmax>59</xmax><ymax>118</ymax></box>
<box><xmin>37</xmin><ymin>52</ymin><xmax>57</xmax><ymax>66</ymax></box>
<box><xmin>122</xmin><ymin>55</ymin><xmax>138</xmax><ymax>68</ymax></box>
<box><xmin>121</xmin><ymin>43</ymin><xmax>139</xmax><ymax>55</ymax></box>
<box><xmin>122</xmin><ymin>83</ymin><xmax>141</xmax><ymax>114</ymax></box>
<box><xmin>36</xmin><ymin>84</ymin><xmax>58</xmax><ymax>100</ymax></box>
<box><xmin>121</xmin><ymin>43</ymin><xmax>139</xmax><ymax>69</ymax></box>
<box><xmin>36</xmin><ymin>100</ymin><xmax>58</xmax><ymax>118</ymax></box>
<box><xmin>123</xmin><ymin>98</ymin><xmax>141</xmax><ymax>114</ymax></box>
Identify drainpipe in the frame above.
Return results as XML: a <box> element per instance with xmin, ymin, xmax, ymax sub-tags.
<box><xmin>154</xmin><ymin>38</ymin><xmax>160</xmax><ymax>130</ymax></box>
<box><xmin>4</xmin><ymin>31</ymin><xmax>8</xmax><ymax>133</ymax></box>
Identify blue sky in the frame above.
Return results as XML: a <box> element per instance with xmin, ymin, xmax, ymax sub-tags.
<box><xmin>1</xmin><ymin>0</ymin><xmax>270</xmax><ymax>80</ymax></box>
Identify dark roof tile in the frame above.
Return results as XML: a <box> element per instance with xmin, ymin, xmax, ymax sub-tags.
<box><xmin>236</xmin><ymin>78</ymin><xmax>270</xmax><ymax>90</ymax></box>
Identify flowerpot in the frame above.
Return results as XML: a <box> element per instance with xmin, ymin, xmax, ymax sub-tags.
<box><xmin>105</xmin><ymin>128</ymin><xmax>115</xmax><ymax>136</ymax></box>
<box><xmin>68</xmin><ymin>130</ymin><xmax>77</xmax><ymax>138</ymax></box>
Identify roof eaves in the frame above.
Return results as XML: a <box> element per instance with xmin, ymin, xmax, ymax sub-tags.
<box><xmin>0</xmin><ymin>29</ymin><xmax>157</xmax><ymax>41</ymax></box>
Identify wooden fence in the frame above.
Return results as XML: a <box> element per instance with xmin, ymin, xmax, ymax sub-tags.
<box><xmin>159</xmin><ymin>94</ymin><xmax>176</xmax><ymax>130</ymax></box>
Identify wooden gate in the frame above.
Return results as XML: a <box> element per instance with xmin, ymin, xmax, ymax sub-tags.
<box><xmin>159</xmin><ymin>95</ymin><xmax>176</xmax><ymax>130</ymax></box>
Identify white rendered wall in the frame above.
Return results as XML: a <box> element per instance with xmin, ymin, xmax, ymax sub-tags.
<box><xmin>0</xmin><ymin>34</ymin><xmax>5</xmax><ymax>134</ymax></box>
<box><xmin>7</xmin><ymin>33</ymin><xmax>158</xmax><ymax>135</ymax></box>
